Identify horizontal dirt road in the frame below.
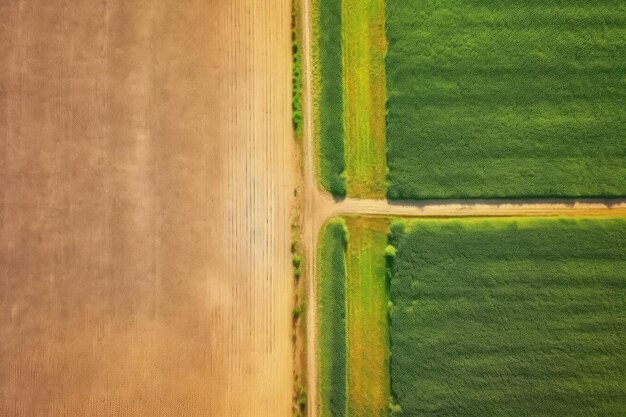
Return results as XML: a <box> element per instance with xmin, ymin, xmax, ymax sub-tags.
<box><xmin>0</xmin><ymin>1</ymin><xmax>293</xmax><ymax>416</ymax></box>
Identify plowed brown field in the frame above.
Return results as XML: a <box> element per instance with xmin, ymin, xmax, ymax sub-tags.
<box><xmin>0</xmin><ymin>1</ymin><xmax>293</xmax><ymax>416</ymax></box>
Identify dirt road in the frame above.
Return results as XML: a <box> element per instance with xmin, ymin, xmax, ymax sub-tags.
<box><xmin>0</xmin><ymin>1</ymin><xmax>293</xmax><ymax>416</ymax></box>
<box><xmin>300</xmin><ymin>1</ymin><xmax>626</xmax><ymax>416</ymax></box>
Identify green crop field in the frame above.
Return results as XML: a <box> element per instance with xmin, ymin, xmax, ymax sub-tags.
<box><xmin>314</xmin><ymin>0</ymin><xmax>346</xmax><ymax>196</ymax></box>
<box><xmin>345</xmin><ymin>217</ymin><xmax>389</xmax><ymax>416</ymax></box>
<box><xmin>316</xmin><ymin>217</ymin><xmax>390</xmax><ymax>417</ymax></box>
<box><xmin>386</xmin><ymin>0</ymin><xmax>626</xmax><ymax>199</ymax></box>
<box><xmin>389</xmin><ymin>217</ymin><xmax>626</xmax><ymax>416</ymax></box>
<box><xmin>317</xmin><ymin>219</ymin><xmax>348</xmax><ymax>417</ymax></box>
<box><xmin>292</xmin><ymin>0</ymin><xmax>304</xmax><ymax>138</ymax></box>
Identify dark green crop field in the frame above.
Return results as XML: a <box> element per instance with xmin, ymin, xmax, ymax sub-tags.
<box><xmin>316</xmin><ymin>0</ymin><xmax>346</xmax><ymax>196</ymax></box>
<box><xmin>317</xmin><ymin>219</ymin><xmax>348</xmax><ymax>417</ymax></box>
<box><xmin>386</xmin><ymin>0</ymin><xmax>626</xmax><ymax>199</ymax></box>
<box><xmin>389</xmin><ymin>218</ymin><xmax>626</xmax><ymax>416</ymax></box>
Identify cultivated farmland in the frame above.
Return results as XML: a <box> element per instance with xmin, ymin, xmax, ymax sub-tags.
<box><xmin>343</xmin><ymin>0</ymin><xmax>388</xmax><ymax>198</ymax></box>
<box><xmin>386</xmin><ymin>0</ymin><xmax>626</xmax><ymax>199</ymax></box>
<box><xmin>389</xmin><ymin>218</ymin><xmax>626</xmax><ymax>416</ymax></box>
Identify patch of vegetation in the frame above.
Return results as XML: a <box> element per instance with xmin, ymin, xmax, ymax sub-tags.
<box><xmin>345</xmin><ymin>217</ymin><xmax>390</xmax><ymax>416</ymax></box>
<box><xmin>386</xmin><ymin>0</ymin><xmax>626</xmax><ymax>199</ymax></box>
<box><xmin>292</xmin><ymin>0</ymin><xmax>304</xmax><ymax>138</ymax></box>
<box><xmin>315</xmin><ymin>0</ymin><xmax>346</xmax><ymax>196</ymax></box>
<box><xmin>389</xmin><ymin>217</ymin><xmax>626</xmax><ymax>416</ymax></box>
<box><xmin>293</xmin><ymin>254</ymin><xmax>302</xmax><ymax>279</ymax></box>
<box><xmin>317</xmin><ymin>218</ymin><xmax>348</xmax><ymax>417</ymax></box>
<box><xmin>343</xmin><ymin>0</ymin><xmax>388</xmax><ymax>198</ymax></box>
<box><xmin>294</xmin><ymin>384</ymin><xmax>307</xmax><ymax>417</ymax></box>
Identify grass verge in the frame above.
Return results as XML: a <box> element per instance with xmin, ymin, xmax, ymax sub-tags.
<box><xmin>292</xmin><ymin>0</ymin><xmax>303</xmax><ymax>139</ymax></box>
<box><xmin>386</xmin><ymin>0</ymin><xmax>626</xmax><ymax>199</ymax></box>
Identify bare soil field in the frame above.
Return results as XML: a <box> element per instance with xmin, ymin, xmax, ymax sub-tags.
<box><xmin>0</xmin><ymin>1</ymin><xmax>293</xmax><ymax>416</ymax></box>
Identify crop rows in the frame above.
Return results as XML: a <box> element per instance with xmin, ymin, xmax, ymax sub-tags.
<box><xmin>314</xmin><ymin>0</ymin><xmax>346</xmax><ymax>196</ymax></box>
<box><xmin>389</xmin><ymin>217</ymin><xmax>626</xmax><ymax>416</ymax></box>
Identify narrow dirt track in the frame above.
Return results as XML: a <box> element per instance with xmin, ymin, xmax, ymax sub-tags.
<box><xmin>1</xmin><ymin>1</ymin><xmax>293</xmax><ymax>416</ymax></box>
<box><xmin>300</xmin><ymin>1</ymin><xmax>626</xmax><ymax>416</ymax></box>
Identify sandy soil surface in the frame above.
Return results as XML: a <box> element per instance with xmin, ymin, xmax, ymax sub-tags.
<box><xmin>0</xmin><ymin>1</ymin><xmax>293</xmax><ymax>416</ymax></box>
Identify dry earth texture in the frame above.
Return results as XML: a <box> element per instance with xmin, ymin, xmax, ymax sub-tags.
<box><xmin>0</xmin><ymin>1</ymin><xmax>294</xmax><ymax>416</ymax></box>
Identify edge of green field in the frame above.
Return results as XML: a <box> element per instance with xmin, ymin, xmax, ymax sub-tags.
<box><xmin>314</xmin><ymin>0</ymin><xmax>346</xmax><ymax>197</ymax></box>
<box><xmin>317</xmin><ymin>218</ymin><xmax>348</xmax><ymax>417</ymax></box>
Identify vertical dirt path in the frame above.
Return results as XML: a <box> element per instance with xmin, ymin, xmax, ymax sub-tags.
<box><xmin>0</xmin><ymin>1</ymin><xmax>293</xmax><ymax>416</ymax></box>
